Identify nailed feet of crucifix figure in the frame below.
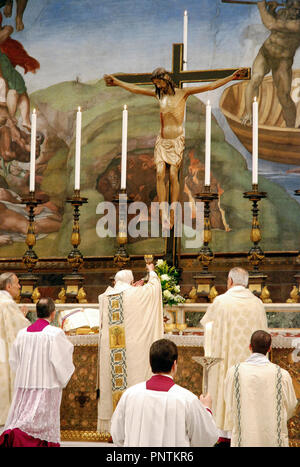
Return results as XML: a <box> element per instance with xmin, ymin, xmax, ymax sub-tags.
<box><xmin>104</xmin><ymin>66</ymin><xmax>246</xmax><ymax>229</ymax></box>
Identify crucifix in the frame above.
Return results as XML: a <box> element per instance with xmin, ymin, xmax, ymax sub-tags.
<box><xmin>105</xmin><ymin>43</ymin><xmax>250</xmax><ymax>266</ymax></box>
<box><xmin>112</xmin><ymin>43</ymin><xmax>250</xmax><ymax>87</ymax></box>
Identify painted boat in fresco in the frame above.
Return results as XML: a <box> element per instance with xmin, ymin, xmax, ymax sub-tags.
<box><xmin>219</xmin><ymin>70</ymin><xmax>300</xmax><ymax>165</ymax></box>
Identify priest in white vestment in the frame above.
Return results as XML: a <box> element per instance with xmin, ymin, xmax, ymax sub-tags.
<box><xmin>111</xmin><ymin>338</ymin><xmax>219</xmax><ymax>447</ymax></box>
<box><xmin>224</xmin><ymin>330</ymin><xmax>298</xmax><ymax>447</ymax></box>
<box><xmin>0</xmin><ymin>272</ymin><xmax>30</xmax><ymax>425</ymax></box>
<box><xmin>0</xmin><ymin>297</ymin><xmax>75</xmax><ymax>447</ymax></box>
<box><xmin>97</xmin><ymin>262</ymin><xmax>164</xmax><ymax>433</ymax></box>
<box><xmin>200</xmin><ymin>267</ymin><xmax>268</xmax><ymax>444</ymax></box>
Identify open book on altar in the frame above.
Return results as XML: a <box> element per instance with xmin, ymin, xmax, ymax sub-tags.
<box><xmin>58</xmin><ymin>308</ymin><xmax>100</xmax><ymax>335</ymax></box>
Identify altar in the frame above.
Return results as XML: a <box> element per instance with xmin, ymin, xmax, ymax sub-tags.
<box><xmin>48</xmin><ymin>303</ymin><xmax>300</xmax><ymax>447</ymax></box>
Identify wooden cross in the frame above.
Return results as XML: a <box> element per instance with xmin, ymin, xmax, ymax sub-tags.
<box><xmin>113</xmin><ymin>43</ymin><xmax>250</xmax><ymax>266</ymax></box>
<box><xmin>113</xmin><ymin>43</ymin><xmax>250</xmax><ymax>89</ymax></box>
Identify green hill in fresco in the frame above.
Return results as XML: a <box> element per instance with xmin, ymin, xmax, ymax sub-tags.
<box><xmin>1</xmin><ymin>77</ymin><xmax>300</xmax><ymax>258</ymax></box>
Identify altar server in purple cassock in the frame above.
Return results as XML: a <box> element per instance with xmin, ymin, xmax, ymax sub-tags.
<box><xmin>0</xmin><ymin>297</ymin><xmax>75</xmax><ymax>447</ymax></box>
<box><xmin>110</xmin><ymin>338</ymin><xmax>219</xmax><ymax>447</ymax></box>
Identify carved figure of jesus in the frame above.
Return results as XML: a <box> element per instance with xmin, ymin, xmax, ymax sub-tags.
<box><xmin>104</xmin><ymin>67</ymin><xmax>244</xmax><ymax>228</ymax></box>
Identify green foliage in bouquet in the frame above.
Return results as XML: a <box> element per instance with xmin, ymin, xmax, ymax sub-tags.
<box><xmin>155</xmin><ymin>259</ymin><xmax>185</xmax><ymax>306</ymax></box>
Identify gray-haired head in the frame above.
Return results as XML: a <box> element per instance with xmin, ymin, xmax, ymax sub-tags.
<box><xmin>228</xmin><ymin>267</ymin><xmax>249</xmax><ymax>287</ymax></box>
<box><xmin>0</xmin><ymin>272</ymin><xmax>15</xmax><ymax>291</ymax></box>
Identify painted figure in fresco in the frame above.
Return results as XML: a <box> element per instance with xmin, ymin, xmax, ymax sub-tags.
<box><xmin>0</xmin><ymin>185</ymin><xmax>63</xmax><ymax>243</ymax></box>
<box><xmin>104</xmin><ymin>67</ymin><xmax>244</xmax><ymax>228</ymax></box>
<box><xmin>242</xmin><ymin>0</ymin><xmax>300</xmax><ymax>128</ymax></box>
<box><xmin>1</xmin><ymin>0</ymin><xmax>28</xmax><ymax>32</ymax></box>
<box><xmin>0</xmin><ymin>13</ymin><xmax>39</xmax><ymax>129</ymax></box>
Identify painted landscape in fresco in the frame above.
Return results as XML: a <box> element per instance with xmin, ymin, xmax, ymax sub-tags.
<box><xmin>0</xmin><ymin>0</ymin><xmax>300</xmax><ymax>257</ymax></box>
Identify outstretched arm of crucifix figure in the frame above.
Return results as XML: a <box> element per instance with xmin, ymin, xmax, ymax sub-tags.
<box><xmin>183</xmin><ymin>68</ymin><xmax>248</xmax><ymax>98</ymax></box>
<box><xmin>104</xmin><ymin>74</ymin><xmax>156</xmax><ymax>97</ymax></box>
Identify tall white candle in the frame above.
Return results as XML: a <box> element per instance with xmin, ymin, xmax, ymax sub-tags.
<box><xmin>252</xmin><ymin>97</ymin><xmax>258</xmax><ymax>185</ymax></box>
<box><xmin>74</xmin><ymin>106</ymin><xmax>82</xmax><ymax>190</ymax></box>
<box><xmin>204</xmin><ymin>321</ymin><xmax>213</xmax><ymax>357</ymax></box>
<box><xmin>29</xmin><ymin>108</ymin><xmax>37</xmax><ymax>192</ymax></box>
<box><xmin>205</xmin><ymin>100</ymin><xmax>211</xmax><ymax>186</ymax></box>
<box><xmin>183</xmin><ymin>10</ymin><xmax>188</xmax><ymax>71</ymax></box>
<box><xmin>121</xmin><ymin>104</ymin><xmax>128</xmax><ymax>190</ymax></box>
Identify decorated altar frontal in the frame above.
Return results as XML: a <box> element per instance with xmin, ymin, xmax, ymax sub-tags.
<box><xmin>20</xmin><ymin>303</ymin><xmax>300</xmax><ymax>446</ymax></box>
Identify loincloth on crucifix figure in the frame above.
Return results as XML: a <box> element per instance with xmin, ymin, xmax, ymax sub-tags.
<box><xmin>104</xmin><ymin>65</ymin><xmax>247</xmax><ymax>230</ymax></box>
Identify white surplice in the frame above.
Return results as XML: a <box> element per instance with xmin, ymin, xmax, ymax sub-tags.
<box><xmin>3</xmin><ymin>325</ymin><xmax>75</xmax><ymax>443</ymax></box>
<box><xmin>200</xmin><ymin>286</ymin><xmax>268</xmax><ymax>432</ymax></box>
<box><xmin>0</xmin><ymin>290</ymin><xmax>30</xmax><ymax>424</ymax></box>
<box><xmin>111</xmin><ymin>381</ymin><xmax>219</xmax><ymax>447</ymax></box>
<box><xmin>97</xmin><ymin>271</ymin><xmax>164</xmax><ymax>432</ymax></box>
<box><xmin>224</xmin><ymin>353</ymin><xmax>298</xmax><ymax>447</ymax></box>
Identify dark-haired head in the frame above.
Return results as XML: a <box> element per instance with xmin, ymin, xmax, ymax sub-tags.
<box><xmin>250</xmin><ymin>330</ymin><xmax>272</xmax><ymax>355</ymax></box>
<box><xmin>36</xmin><ymin>297</ymin><xmax>55</xmax><ymax>319</ymax></box>
<box><xmin>150</xmin><ymin>338</ymin><xmax>178</xmax><ymax>374</ymax></box>
<box><xmin>151</xmin><ymin>67</ymin><xmax>176</xmax><ymax>99</ymax></box>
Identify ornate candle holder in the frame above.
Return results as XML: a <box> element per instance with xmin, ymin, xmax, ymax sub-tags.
<box><xmin>287</xmin><ymin>189</ymin><xmax>300</xmax><ymax>302</ymax></box>
<box><xmin>194</xmin><ymin>185</ymin><xmax>219</xmax><ymax>302</ymax></box>
<box><xmin>243</xmin><ymin>184</ymin><xmax>271</xmax><ymax>302</ymax></box>
<box><xmin>19</xmin><ymin>191</ymin><xmax>42</xmax><ymax>301</ymax></box>
<box><xmin>192</xmin><ymin>356</ymin><xmax>223</xmax><ymax>395</ymax></box>
<box><xmin>58</xmin><ymin>189</ymin><xmax>88</xmax><ymax>303</ymax></box>
<box><xmin>113</xmin><ymin>189</ymin><xmax>133</xmax><ymax>269</ymax></box>
<box><xmin>243</xmin><ymin>184</ymin><xmax>266</xmax><ymax>271</ymax></box>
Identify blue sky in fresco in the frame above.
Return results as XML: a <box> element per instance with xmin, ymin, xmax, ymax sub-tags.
<box><xmin>3</xmin><ymin>0</ymin><xmax>293</xmax><ymax>95</ymax></box>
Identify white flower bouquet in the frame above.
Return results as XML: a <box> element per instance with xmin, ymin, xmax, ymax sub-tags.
<box><xmin>155</xmin><ymin>259</ymin><xmax>185</xmax><ymax>306</ymax></box>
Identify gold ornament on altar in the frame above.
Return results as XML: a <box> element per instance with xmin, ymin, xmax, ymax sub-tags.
<box><xmin>243</xmin><ymin>184</ymin><xmax>272</xmax><ymax>303</ymax></box>
<box><xmin>57</xmin><ymin>189</ymin><xmax>88</xmax><ymax>303</ymax></box>
<box><xmin>32</xmin><ymin>287</ymin><xmax>41</xmax><ymax>304</ymax></box>
<box><xmin>18</xmin><ymin>191</ymin><xmax>42</xmax><ymax>302</ymax></box>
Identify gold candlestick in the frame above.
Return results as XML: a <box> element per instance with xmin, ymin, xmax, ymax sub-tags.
<box><xmin>243</xmin><ymin>184</ymin><xmax>271</xmax><ymax>302</ymax></box>
<box><xmin>243</xmin><ymin>184</ymin><xmax>267</xmax><ymax>272</ymax></box>
<box><xmin>66</xmin><ymin>189</ymin><xmax>88</xmax><ymax>273</ymax></box>
<box><xmin>58</xmin><ymin>189</ymin><xmax>88</xmax><ymax>303</ymax></box>
<box><xmin>20</xmin><ymin>191</ymin><xmax>42</xmax><ymax>301</ymax></box>
<box><xmin>194</xmin><ymin>185</ymin><xmax>219</xmax><ymax>302</ymax></box>
<box><xmin>195</xmin><ymin>186</ymin><xmax>219</xmax><ymax>273</ymax></box>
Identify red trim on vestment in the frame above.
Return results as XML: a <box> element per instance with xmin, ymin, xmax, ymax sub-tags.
<box><xmin>217</xmin><ymin>437</ymin><xmax>230</xmax><ymax>444</ymax></box>
<box><xmin>27</xmin><ymin>318</ymin><xmax>49</xmax><ymax>333</ymax></box>
<box><xmin>0</xmin><ymin>428</ymin><xmax>60</xmax><ymax>447</ymax></box>
<box><xmin>146</xmin><ymin>374</ymin><xmax>175</xmax><ymax>392</ymax></box>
